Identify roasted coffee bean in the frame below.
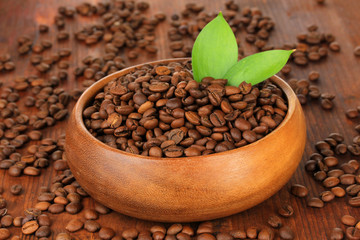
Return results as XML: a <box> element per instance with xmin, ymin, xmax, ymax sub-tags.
<box><xmin>323</xmin><ymin>177</ymin><xmax>340</xmax><ymax>188</ymax></box>
<box><xmin>341</xmin><ymin>215</ymin><xmax>356</xmax><ymax>226</ymax></box>
<box><xmin>330</xmin><ymin>228</ymin><xmax>344</xmax><ymax>240</ymax></box>
<box><xmin>267</xmin><ymin>215</ymin><xmax>282</xmax><ymax>228</ymax></box>
<box><xmin>84</xmin><ymin>220</ymin><xmax>100</xmax><ymax>233</ymax></box>
<box><xmin>22</xmin><ymin>220</ymin><xmax>39</xmax><ymax>235</ymax></box>
<box><xmin>66</xmin><ymin>219</ymin><xmax>84</xmax><ymax>232</ymax></box>
<box><xmin>197</xmin><ymin>233</ymin><xmax>216</xmax><ymax>240</ymax></box>
<box><xmin>349</xmin><ymin>196</ymin><xmax>360</xmax><ymax>207</ymax></box>
<box><xmin>331</xmin><ymin>186</ymin><xmax>346</xmax><ymax>197</ymax></box>
<box><xmin>290</xmin><ymin>184</ymin><xmax>308</xmax><ymax>197</ymax></box>
<box><xmin>257</xmin><ymin>228</ymin><xmax>274</xmax><ymax>240</ymax></box>
<box><xmin>35</xmin><ymin>226</ymin><xmax>51</xmax><ymax>238</ymax></box>
<box><xmin>168</xmin><ymin>224</ymin><xmax>183</xmax><ymax>235</ymax></box>
<box><xmin>48</xmin><ymin>204</ymin><xmax>65</xmax><ymax>214</ymax></box>
<box><xmin>65</xmin><ymin>202</ymin><xmax>82</xmax><ymax>214</ymax></box>
<box><xmin>307</xmin><ymin>197</ymin><xmax>324</xmax><ymax>208</ymax></box>
<box><xmin>278</xmin><ymin>203</ymin><xmax>294</xmax><ymax>217</ymax></box>
<box><xmin>0</xmin><ymin>228</ymin><xmax>10</xmax><ymax>240</ymax></box>
<box><xmin>345</xmin><ymin>226</ymin><xmax>360</xmax><ymax>240</ymax></box>
<box><xmin>56</xmin><ymin>232</ymin><xmax>72</xmax><ymax>240</ymax></box>
<box><xmin>320</xmin><ymin>191</ymin><xmax>335</xmax><ymax>202</ymax></box>
<box><xmin>38</xmin><ymin>214</ymin><xmax>51</xmax><ymax>226</ymax></box>
<box><xmin>122</xmin><ymin>228</ymin><xmax>139</xmax><ymax>239</ymax></box>
<box><xmin>99</xmin><ymin>227</ymin><xmax>115</xmax><ymax>240</ymax></box>
<box><xmin>84</xmin><ymin>209</ymin><xmax>98</xmax><ymax>220</ymax></box>
<box><xmin>279</xmin><ymin>226</ymin><xmax>294</xmax><ymax>240</ymax></box>
<box><xmin>94</xmin><ymin>201</ymin><xmax>111</xmax><ymax>214</ymax></box>
<box><xmin>1</xmin><ymin>215</ymin><xmax>13</xmax><ymax>227</ymax></box>
<box><xmin>246</xmin><ymin>227</ymin><xmax>257</xmax><ymax>239</ymax></box>
<box><xmin>10</xmin><ymin>184</ymin><xmax>22</xmax><ymax>195</ymax></box>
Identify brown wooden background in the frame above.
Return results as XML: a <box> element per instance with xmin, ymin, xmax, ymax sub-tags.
<box><xmin>1</xmin><ymin>0</ymin><xmax>360</xmax><ymax>239</ymax></box>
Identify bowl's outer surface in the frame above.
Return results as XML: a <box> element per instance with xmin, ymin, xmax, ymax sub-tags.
<box><xmin>65</xmin><ymin>58</ymin><xmax>306</xmax><ymax>222</ymax></box>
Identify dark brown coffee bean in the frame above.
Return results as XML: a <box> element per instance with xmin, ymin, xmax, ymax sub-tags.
<box><xmin>349</xmin><ymin>196</ymin><xmax>360</xmax><ymax>207</ymax></box>
<box><xmin>1</xmin><ymin>215</ymin><xmax>13</xmax><ymax>227</ymax></box>
<box><xmin>345</xmin><ymin>227</ymin><xmax>360</xmax><ymax>240</ymax></box>
<box><xmin>48</xmin><ymin>204</ymin><xmax>64</xmax><ymax>214</ymax></box>
<box><xmin>168</xmin><ymin>224</ymin><xmax>183</xmax><ymax>235</ymax></box>
<box><xmin>267</xmin><ymin>215</ymin><xmax>282</xmax><ymax>228</ymax></box>
<box><xmin>279</xmin><ymin>226</ymin><xmax>294</xmax><ymax>240</ymax></box>
<box><xmin>246</xmin><ymin>226</ymin><xmax>257</xmax><ymax>239</ymax></box>
<box><xmin>341</xmin><ymin>174</ymin><xmax>356</xmax><ymax>185</ymax></box>
<box><xmin>84</xmin><ymin>220</ymin><xmax>100</xmax><ymax>233</ymax></box>
<box><xmin>37</xmin><ymin>214</ymin><xmax>50</xmax><ymax>226</ymax></box>
<box><xmin>122</xmin><ymin>228</ymin><xmax>139</xmax><ymax>238</ymax></box>
<box><xmin>65</xmin><ymin>202</ymin><xmax>82</xmax><ymax>214</ymax></box>
<box><xmin>10</xmin><ymin>184</ymin><xmax>22</xmax><ymax>195</ymax></box>
<box><xmin>323</xmin><ymin>177</ymin><xmax>340</xmax><ymax>188</ymax></box>
<box><xmin>278</xmin><ymin>203</ymin><xmax>294</xmax><ymax>217</ymax></box>
<box><xmin>66</xmin><ymin>219</ymin><xmax>84</xmax><ymax>232</ymax></box>
<box><xmin>307</xmin><ymin>197</ymin><xmax>324</xmax><ymax>208</ymax></box>
<box><xmin>35</xmin><ymin>226</ymin><xmax>51</xmax><ymax>238</ymax></box>
<box><xmin>99</xmin><ymin>227</ymin><xmax>115</xmax><ymax>240</ymax></box>
<box><xmin>290</xmin><ymin>184</ymin><xmax>308</xmax><ymax>197</ymax></box>
<box><xmin>56</xmin><ymin>232</ymin><xmax>72</xmax><ymax>240</ymax></box>
<box><xmin>320</xmin><ymin>191</ymin><xmax>335</xmax><ymax>202</ymax></box>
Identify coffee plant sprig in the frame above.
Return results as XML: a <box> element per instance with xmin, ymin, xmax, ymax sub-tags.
<box><xmin>192</xmin><ymin>12</ymin><xmax>294</xmax><ymax>86</ymax></box>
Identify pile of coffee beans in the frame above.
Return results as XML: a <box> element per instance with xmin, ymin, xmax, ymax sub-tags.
<box><xmin>83</xmin><ymin>60</ymin><xmax>288</xmax><ymax>157</ymax></box>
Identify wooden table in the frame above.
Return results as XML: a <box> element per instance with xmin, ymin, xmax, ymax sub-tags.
<box><xmin>1</xmin><ymin>0</ymin><xmax>360</xmax><ymax>239</ymax></box>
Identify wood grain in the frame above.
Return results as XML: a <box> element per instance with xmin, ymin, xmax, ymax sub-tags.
<box><xmin>0</xmin><ymin>0</ymin><xmax>360</xmax><ymax>239</ymax></box>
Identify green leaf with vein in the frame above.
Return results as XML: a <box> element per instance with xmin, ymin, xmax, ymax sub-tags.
<box><xmin>223</xmin><ymin>50</ymin><xmax>294</xmax><ymax>86</ymax></box>
<box><xmin>192</xmin><ymin>12</ymin><xmax>238</xmax><ymax>82</ymax></box>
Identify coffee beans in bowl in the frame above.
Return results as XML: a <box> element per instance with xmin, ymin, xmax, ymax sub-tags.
<box><xmin>82</xmin><ymin>60</ymin><xmax>288</xmax><ymax>157</ymax></box>
<box><xmin>65</xmin><ymin>58</ymin><xmax>306</xmax><ymax>222</ymax></box>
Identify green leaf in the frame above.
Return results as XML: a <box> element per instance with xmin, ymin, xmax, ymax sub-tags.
<box><xmin>223</xmin><ymin>50</ymin><xmax>294</xmax><ymax>86</ymax></box>
<box><xmin>192</xmin><ymin>12</ymin><xmax>238</xmax><ymax>82</ymax></box>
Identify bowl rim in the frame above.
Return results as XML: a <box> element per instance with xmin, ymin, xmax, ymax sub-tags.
<box><xmin>73</xmin><ymin>58</ymin><xmax>297</xmax><ymax>161</ymax></box>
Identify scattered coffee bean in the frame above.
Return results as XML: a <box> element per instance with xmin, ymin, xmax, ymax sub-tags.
<box><xmin>10</xmin><ymin>184</ymin><xmax>22</xmax><ymax>195</ymax></box>
<box><xmin>279</xmin><ymin>226</ymin><xmax>294</xmax><ymax>240</ymax></box>
<box><xmin>278</xmin><ymin>204</ymin><xmax>294</xmax><ymax>217</ymax></box>
<box><xmin>290</xmin><ymin>184</ymin><xmax>308</xmax><ymax>197</ymax></box>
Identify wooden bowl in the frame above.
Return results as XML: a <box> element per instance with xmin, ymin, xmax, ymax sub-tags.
<box><xmin>65</xmin><ymin>58</ymin><xmax>306</xmax><ymax>222</ymax></box>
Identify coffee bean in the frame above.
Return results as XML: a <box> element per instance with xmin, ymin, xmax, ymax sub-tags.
<box><xmin>84</xmin><ymin>220</ymin><xmax>101</xmax><ymax>233</ymax></box>
<box><xmin>342</xmin><ymin>215</ymin><xmax>356</xmax><ymax>226</ymax></box>
<box><xmin>246</xmin><ymin>227</ymin><xmax>257</xmax><ymax>239</ymax></box>
<box><xmin>346</xmin><ymin>109</ymin><xmax>359</xmax><ymax>119</ymax></box>
<box><xmin>323</xmin><ymin>177</ymin><xmax>340</xmax><ymax>188</ymax></box>
<box><xmin>153</xmin><ymin>231</ymin><xmax>165</xmax><ymax>240</ymax></box>
<box><xmin>279</xmin><ymin>226</ymin><xmax>294</xmax><ymax>240</ymax></box>
<box><xmin>65</xmin><ymin>202</ymin><xmax>82</xmax><ymax>214</ymax></box>
<box><xmin>0</xmin><ymin>228</ymin><xmax>10</xmax><ymax>240</ymax></box>
<box><xmin>349</xmin><ymin>196</ymin><xmax>360</xmax><ymax>207</ymax></box>
<box><xmin>22</xmin><ymin>220</ymin><xmax>39</xmax><ymax>235</ymax></box>
<box><xmin>83</xmin><ymin>209</ymin><xmax>98</xmax><ymax>220</ymax></box>
<box><xmin>345</xmin><ymin>227</ymin><xmax>360</xmax><ymax>240</ymax></box>
<box><xmin>122</xmin><ymin>228</ymin><xmax>139</xmax><ymax>238</ymax></box>
<box><xmin>197</xmin><ymin>233</ymin><xmax>216</xmax><ymax>240</ymax></box>
<box><xmin>99</xmin><ymin>227</ymin><xmax>115</xmax><ymax>240</ymax></box>
<box><xmin>278</xmin><ymin>204</ymin><xmax>294</xmax><ymax>217</ymax></box>
<box><xmin>35</xmin><ymin>226</ymin><xmax>51</xmax><ymax>238</ymax></box>
<box><xmin>258</xmin><ymin>228</ymin><xmax>274</xmax><ymax>240</ymax></box>
<box><xmin>66</xmin><ymin>219</ymin><xmax>84</xmax><ymax>232</ymax></box>
<box><xmin>267</xmin><ymin>215</ymin><xmax>282</xmax><ymax>228</ymax></box>
<box><xmin>197</xmin><ymin>222</ymin><xmax>214</xmax><ymax>234</ymax></box>
<box><xmin>330</xmin><ymin>228</ymin><xmax>344</xmax><ymax>240</ymax></box>
<box><xmin>38</xmin><ymin>214</ymin><xmax>51</xmax><ymax>226</ymax></box>
<box><xmin>1</xmin><ymin>215</ymin><xmax>13</xmax><ymax>227</ymax></box>
<box><xmin>48</xmin><ymin>203</ymin><xmax>65</xmax><ymax>214</ymax></box>
<box><xmin>290</xmin><ymin>184</ymin><xmax>308</xmax><ymax>197</ymax></box>
<box><xmin>320</xmin><ymin>191</ymin><xmax>335</xmax><ymax>202</ymax></box>
<box><xmin>56</xmin><ymin>233</ymin><xmax>72</xmax><ymax>240</ymax></box>
<box><xmin>10</xmin><ymin>184</ymin><xmax>22</xmax><ymax>195</ymax></box>
<box><xmin>94</xmin><ymin>201</ymin><xmax>111</xmax><ymax>214</ymax></box>
<box><xmin>307</xmin><ymin>197</ymin><xmax>324</xmax><ymax>208</ymax></box>
<box><xmin>168</xmin><ymin>224</ymin><xmax>183</xmax><ymax>235</ymax></box>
